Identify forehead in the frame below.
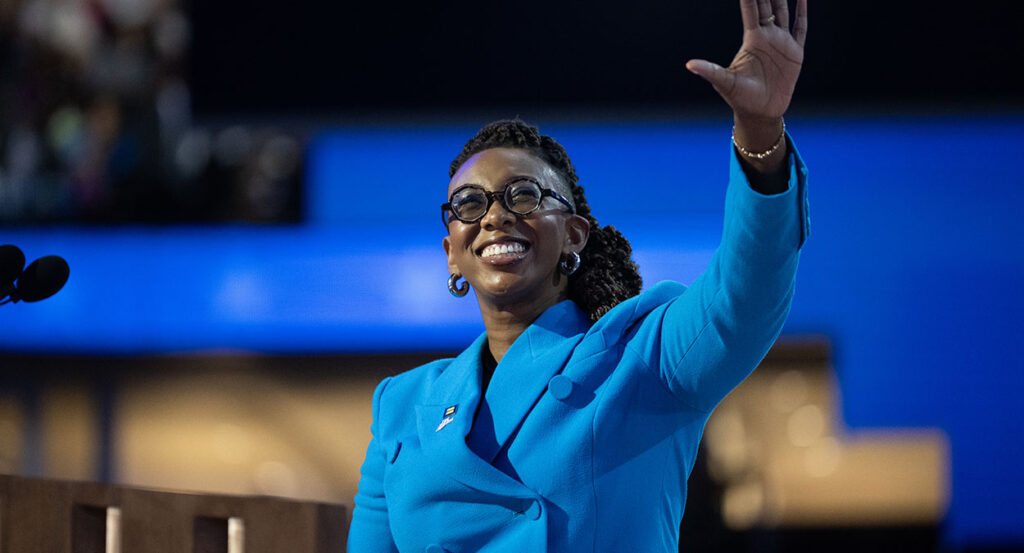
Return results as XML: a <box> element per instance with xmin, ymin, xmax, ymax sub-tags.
<box><xmin>448</xmin><ymin>147</ymin><xmax>560</xmax><ymax>195</ymax></box>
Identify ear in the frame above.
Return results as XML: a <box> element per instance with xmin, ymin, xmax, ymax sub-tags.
<box><xmin>442</xmin><ymin>235</ymin><xmax>460</xmax><ymax>275</ymax></box>
<box><xmin>564</xmin><ymin>214</ymin><xmax>590</xmax><ymax>254</ymax></box>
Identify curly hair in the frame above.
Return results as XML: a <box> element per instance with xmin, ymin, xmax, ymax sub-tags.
<box><xmin>449</xmin><ymin>119</ymin><xmax>642</xmax><ymax>322</ymax></box>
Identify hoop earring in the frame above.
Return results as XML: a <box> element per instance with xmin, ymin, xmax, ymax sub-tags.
<box><xmin>448</xmin><ymin>273</ymin><xmax>469</xmax><ymax>297</ymax></box>
<box><xmin>559</xmin><ymin>251</ymin><xmax>581</xmax><ymax>276</ymax></box>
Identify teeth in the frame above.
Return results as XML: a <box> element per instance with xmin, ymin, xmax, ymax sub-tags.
<box><xmin>481</xmin><ymin>242</ymin><xmax>526</xmax><ymax>258</ymax></box>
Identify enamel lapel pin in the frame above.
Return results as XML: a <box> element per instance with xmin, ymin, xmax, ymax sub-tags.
<box><xmin>435</xmin><ymin>405</ymin><xmax>457</xmax><ymax>432</ymax></box>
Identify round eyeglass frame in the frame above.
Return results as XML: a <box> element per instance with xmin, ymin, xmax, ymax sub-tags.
<box><xmin>440</xmin><ymin>178</ymin><xmax>575</xmax><ymax>228</ymax></box>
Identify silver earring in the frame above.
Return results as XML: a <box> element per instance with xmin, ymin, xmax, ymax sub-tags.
<box><xmin>448</xmin><ymin>273</ymin><xmax>469</xmax><ymax>297</ymax></box>
<box><xmin>559</xmin><ymin>251</ymin><xmax>581</xmax><ymax>275</ymax></box>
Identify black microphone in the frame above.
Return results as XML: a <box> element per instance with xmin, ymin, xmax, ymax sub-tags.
<box><xmin>1</xmin><ymin>244</ymin><xmax>25</xmax><ymax>288</ymax></box>
<box><xmin>15</xmin><ymin>256</ymin><xmax>70</xmax><ymax>302</ymax></box>
<box><xmin>1</xmin><ymin>246</ymin><xmax>70</xmax><ymax>304</ymax></box>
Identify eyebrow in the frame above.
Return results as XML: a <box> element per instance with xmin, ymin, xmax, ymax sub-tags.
<box><xmin>457</xmin><ymin>175</ymin><xmax>541</xmax><ymax>190</ymax></box>
<box><xmin>449</xmin><ymin>176</ymin><xmax>543</xmax><ymax>199</ymax></box>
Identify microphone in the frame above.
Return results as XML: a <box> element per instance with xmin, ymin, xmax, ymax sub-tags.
<box><xmin>1</xmin><ymin>245</ymin><xmax>70</xmax><ymax>305</ymax></box>
<box><xmin>1</xmin><ymin>244</ymin><xmax>25</xmax><ymax>287</ymax></box>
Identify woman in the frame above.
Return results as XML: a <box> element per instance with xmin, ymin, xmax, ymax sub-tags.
<box><xmin>349</xmin><ymin>0</ymin><xmax>809</xmax><ymax>551</ymax></box>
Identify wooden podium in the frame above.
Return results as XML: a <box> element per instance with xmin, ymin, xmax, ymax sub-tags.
<box><xmin>0</xmin><ymin>475</ymin><xmax>348</xmax><ymax>553</ymax></box>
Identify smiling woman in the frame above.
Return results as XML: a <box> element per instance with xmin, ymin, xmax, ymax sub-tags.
<box><xmin>347</xmin><ymin>0</ymin><xmax>810</xmax><ymax>551</ymax></box>
<box><xmin>445</xmin><ymin>124</ymin><xmax>643</xmax><ymax>331</ymax></box>
<box><xmin>442</xmin><ymin>145</ymin><xmax>593</xmax><ymax>360</ymax></box>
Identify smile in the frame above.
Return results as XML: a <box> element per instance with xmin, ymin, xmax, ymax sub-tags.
<box><xmin>476</xmin><ymin>239</ymin><xmax>530</xmax><ymax>262</ymax></box>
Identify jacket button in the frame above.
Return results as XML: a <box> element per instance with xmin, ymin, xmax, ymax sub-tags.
<box><xmin>425</xmin><ymin>545</ymin><xmax>447</xmax><ymax>553</ymax></box>
<box><xmin>547</xmin><ymin>375</ymin><xmax>573</xmax><ymax>400</ymax></box>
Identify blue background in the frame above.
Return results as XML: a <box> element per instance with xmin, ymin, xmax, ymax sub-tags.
<box><xmin>3</xmin><ymin>115</ymin><xmax>1022</xmax><ymax>547</ymax></box>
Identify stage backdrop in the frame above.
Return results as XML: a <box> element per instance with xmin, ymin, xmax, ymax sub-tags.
<box><xmin>3</xmin><ymin>114</ymin><xmax>1022</xmax><ymax>549</ymax></box>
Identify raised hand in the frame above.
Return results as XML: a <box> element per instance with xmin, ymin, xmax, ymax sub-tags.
<box><xmin>686</xmin><ymin>0</ymin><xmax>808</xmax><ymax>172</ymax></box>
<box><xmin>687</xmin><ymin>0</ymin><xmax>808</xmax><ymax>120</ymax></box>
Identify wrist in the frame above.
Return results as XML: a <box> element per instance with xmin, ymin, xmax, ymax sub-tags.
<box><xmin>732</xmin><ymin>116</ymin><xmax>788</xmax><ymax>174</ymax></box>
<box><xmin>732</xmin><ymin>115</ymin><xmax>785</xmax><ymax>154</ymax></box>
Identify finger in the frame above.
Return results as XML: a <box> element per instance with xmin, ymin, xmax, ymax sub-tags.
<box><xmin>771</xmin><ymin>0</ymin><xmax>790</xmax><ymax>30</ymax></box>
<box><xmin>756</xmin><ymin>0</ymin><xmax>773</xmax><ymax>25</ymax></box>
<box><xmin>739</xmin><ymin>0</ymin><xmax>760</xmax><ymax>30</ymax></box>
<box><xmin>686</xmin><ymin>59</ymin><xmax>736</xmax><ymax>96</ymax></box>
<box><xmin>792</xmin><ymin>0</ymin><xmax>808</xmax><ymax>47</ymax></box>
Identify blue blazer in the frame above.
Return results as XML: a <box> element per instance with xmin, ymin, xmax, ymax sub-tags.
<box><xmin>349</xmin><ymin>144</ymin><xmax>809</xmax><ymax>553</ymax></box>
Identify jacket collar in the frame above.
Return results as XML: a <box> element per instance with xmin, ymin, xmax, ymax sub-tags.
<box><xmin>484</xmin><ymin>300</ymin><xmax>590</xmax><ymax>451</ymax></box>
<box><xmin>414</xmin><ymin>299</ymin><xmax>590</xmax><ymax>493</ymax></box>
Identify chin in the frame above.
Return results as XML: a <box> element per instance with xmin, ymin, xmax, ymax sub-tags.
<box><xmin>476</xmin><ymin>275</ymin><xmax>558</xmax><ymax>307</ymax></box>
<box><xmin>478</xmin><ymin>281</ymin><xmax>529</xmax><ymax>302</ymax></box>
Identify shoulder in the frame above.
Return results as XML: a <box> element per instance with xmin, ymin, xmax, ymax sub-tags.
<box><xmin>587</xmin><ymin>280</ymin><xmax>688</xmax><ymax>341</ymax></box>
<box><xmin>373</xmin><ymin>358</ymin><xmax>454</xmax><ymax>411</ymax></box>
<box><xmin>369</xmin><ymin>358</ymin><xmax>458</xmax><ymax>442</ymax></box>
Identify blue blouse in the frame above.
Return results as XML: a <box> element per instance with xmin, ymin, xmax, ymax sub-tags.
<box><xmin>349</xmin><ymin>142</ymin><xmax>809</xmax><ymax>553</ymax></box>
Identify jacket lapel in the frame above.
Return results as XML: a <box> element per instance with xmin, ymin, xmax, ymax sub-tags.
<box><xmin>485</xmin><ymin>300</ymin><xmax>591</xmax><ymax>452</ymax></box>
<box><xmin>415</xmin><ymin>333</ymin><xmax>534</xmax><ymax>497</ymax></box>
<box><xmin>414</xmin><ymin>300</ymin><xmax>591</xmax><ymax>495</ymax></box>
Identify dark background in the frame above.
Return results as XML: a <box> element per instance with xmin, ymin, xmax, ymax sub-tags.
<box><xmin>190</xmin><ymin>0</ymin><xmax>1021</xmax><ymax>116</ymax></box>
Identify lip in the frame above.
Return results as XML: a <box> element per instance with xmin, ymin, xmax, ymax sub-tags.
<box><xmin>474</xmin><ymin>236</ymin><xmax>531</xmax><ymax>265</ymax></box>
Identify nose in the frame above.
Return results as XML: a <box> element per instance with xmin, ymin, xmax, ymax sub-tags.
<box><xmin>480</xmin><ymin>196</ymin><xmax>516</xmax><ymax>229</ymax></box>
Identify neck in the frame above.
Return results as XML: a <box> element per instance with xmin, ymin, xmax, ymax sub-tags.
<box><xmin>477</xmin><ymin>289</ymin><xmax>567</xmax><ymax>363</ymax></box>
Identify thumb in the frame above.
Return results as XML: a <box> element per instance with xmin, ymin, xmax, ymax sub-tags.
<box><xmin>686</xmin><ymin>59</ymin><xmax>732</xmax><ymax>91</ymax></box>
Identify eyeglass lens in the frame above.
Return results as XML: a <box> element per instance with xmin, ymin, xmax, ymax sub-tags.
<box><xmin>451</xmin><ymin>180</ymin><xmax>543</xmax><ymax>222</ymax></box>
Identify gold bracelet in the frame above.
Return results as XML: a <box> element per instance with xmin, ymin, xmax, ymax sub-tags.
<box><xmin>732</xmin><ymin>119</ymin><xmax>786</xmax><ymax>160</ymax></box>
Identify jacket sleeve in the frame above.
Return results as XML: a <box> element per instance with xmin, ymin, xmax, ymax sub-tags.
<box><xmin>655</xmin><ymin>138</ymin><xmax>809</xmax><ymax>412</ymax></box>
<box><xmin>347</xmin><ymin>377</ymin><xmax>399</xmax><ymax>553</ymax></box>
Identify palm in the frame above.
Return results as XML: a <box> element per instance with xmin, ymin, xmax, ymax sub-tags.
<box><xmin>688</xmin><ymin>0</ymin><xmax>808</xmax><ymax>120</ymax></box>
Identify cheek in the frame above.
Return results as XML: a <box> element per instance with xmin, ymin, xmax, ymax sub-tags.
<box><xmin>448</xmin><ymin>225</ymin><xmax>474</xmax><ymax>248</ymax></box>
<box><xmin>445</xmin><ymin>225</ymin><xmax>479</xmax><ymax>264</ymax></box>
<box><xmin>528</xmin><ymin>220</ymin><xmax>568</xmax><ymax>260</ymax></box>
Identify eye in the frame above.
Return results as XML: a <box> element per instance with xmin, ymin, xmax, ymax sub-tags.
<box><xmin>451</xmin><ymin>189</ymin><xmax>486</xmax><ymax>218</ymax></box>
<box><xmin>507</xmin><ymin>182</ymin><xmax>542</xmax><ymax>212</ymax></box>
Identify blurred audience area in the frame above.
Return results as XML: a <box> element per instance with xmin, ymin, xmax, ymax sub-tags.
<box><xmin>0</xmin><ymin>0</ymin><xmax>301</xmax><ymax>223</ymax></box>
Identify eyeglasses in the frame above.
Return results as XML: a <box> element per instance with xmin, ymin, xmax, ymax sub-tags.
<box><xmin>441</xmin><ymin>178</ymin><xmax>575</xmax><ymax>227</ymax></box>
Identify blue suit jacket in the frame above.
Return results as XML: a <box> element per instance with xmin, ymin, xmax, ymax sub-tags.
<box><xmin>349</xmin><ymin>143</ymin><xmax>809</xmax><ymax>553</ymax></box>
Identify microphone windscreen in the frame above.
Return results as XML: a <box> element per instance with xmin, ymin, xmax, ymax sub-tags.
<box><xmin>1</xmin><ymin>245</ymin><xmax>25</xmax><ymax>286</ymax></box>
<box><xmin>17</xmin><ymin>255</ymin><xmax>70</xmax><ymax>302</ymax></box>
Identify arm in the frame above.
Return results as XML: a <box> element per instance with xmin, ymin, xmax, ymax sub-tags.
<box><xmin>654</xmin><ymin>143</ymin><xmax>807</xmax><ymax>412</ymax></box>
<box><xmin>347</xmin><ymin>378</ymin><xmax>400</xmax><ymax>553</ymax></box>
<box><xmin>653</xmin><ymin>0</ymin><xmax>810</xmax><ymax>411</ymax></box>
